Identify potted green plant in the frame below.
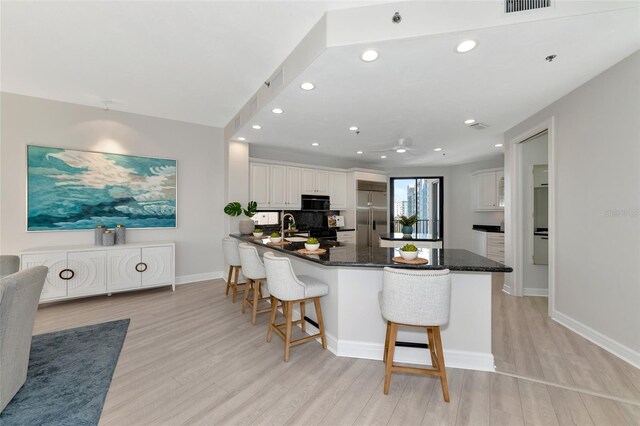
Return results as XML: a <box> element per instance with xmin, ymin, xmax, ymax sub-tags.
<box><xmin>269</xmin><ymin>232</ymin><xmax>282</xmax><ymax>243</ymax></box>
<box><xmin>305</xmin><ymin>237</ymin><xmax>320</xmax><ymax>252</ymax></box>
<box><xmin>224</xmin><ymin>201</ymin><xmax>257</xmax><ymax>235</ymax></box>
<box><xmin>397</xmin><ymin>214</ymin><xmax>418</xmax><ymax>237</ymax></box>
<box><xmin>399</xmin><ymin>243</ymin><xmax>419</xmax><ymax>260</ymax></box>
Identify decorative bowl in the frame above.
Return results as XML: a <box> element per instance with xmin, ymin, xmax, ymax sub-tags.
<box><xmin>399</xmin><ymin>250</ymin><xmax>419</xmax><ymax>260</ymax></box>
<box><xmin>305</xmin><ymin>243</ymin><xmax>320</xmax><ymax>252</ymax></box>
<box><xmin>270</xmin><ymin>236</ymin><xmax>282</xmax><ymax>243</ymax></box>
<box><xmin>253</xmin><ymin>231</ymin><xmax>264</xmax><ymax>237</ymax></box>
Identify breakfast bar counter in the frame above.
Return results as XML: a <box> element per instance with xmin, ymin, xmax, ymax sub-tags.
<box><xmin>230</xmin><ymin>233</ymin><xmax>512</xmax><ymax>371</ymax></box>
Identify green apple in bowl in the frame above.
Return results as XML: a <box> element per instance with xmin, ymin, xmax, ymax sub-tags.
<box><xmin>399</xmin><ymin>244</ymin><xmax>419</xmax><ymax>260</ymax></box>
<box><xmin>253</xmin><ymin>228</ymin><xmax>264</xmax><ymax>237</ymax></box>
<box><xmin>305</xmin><ymin>237</ymin><xmax>320</xmax><ymax>252</ymax></box>
<box><xmin>269</xmin><ymin>232</ymin><xmax>282</xmax><ymax>243</ymax></box>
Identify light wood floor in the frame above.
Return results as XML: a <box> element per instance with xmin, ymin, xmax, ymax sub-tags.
<box><xmin>33</xmin><ymin>279</ymin><xmax>640</xmax><ymax>426</ymax></box>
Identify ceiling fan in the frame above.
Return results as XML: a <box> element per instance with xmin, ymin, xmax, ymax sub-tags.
<box><xmin>371</xmin><ymin>137</ymin><xmax>416</xmax><ymax>154</ymax></box>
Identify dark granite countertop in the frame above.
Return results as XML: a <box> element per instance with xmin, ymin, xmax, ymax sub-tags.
<box><xmin>230</xmin><ymin>234</ymin><xmax>512</xmax><ymax>273</ymax></box>
<box><xmin>472</xmin><ymin>225</ymin><xmax>504</xmax><ymax>234</ymax></box>
<box><xmin>379</xmin><ymin>233</ymin><xmax>442</xmax><ymax>242</ymax></box>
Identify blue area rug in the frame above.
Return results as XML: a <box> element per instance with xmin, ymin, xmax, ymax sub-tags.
<box><xmin>0</xmin><ymin>319</ymin><xmax>130</xmax><ymax>425</ymax></box>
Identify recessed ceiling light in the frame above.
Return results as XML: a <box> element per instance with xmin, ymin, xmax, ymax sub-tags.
<box><xmin>300</xmin><ymin>82</ymin><xmax>315</xmax><ymax>91</ymax></box>
<box><xmin>252</xmin><ymin>124</ymin><xmax>262</xmax><ymax>130</ymax></box>
<box><xmin>495</xmin><ymin>143</ymin><xmax>504</xmax><ymax>147</ymax></box>
<box><xmin>361</xmin><ymin>50</ymin><xmax>379</xmax><ymax>62</ymax></box>
<box><xmin>434</xmin><ymin>148</ymin><xmax>443</xmax><ymax>152</ymax></box>
<box><xmin>356</xmin><ymin>151</ymin><xmax>363</xmax><ymax>154</ymax></box>
<box><xmin>312</xmin><ymin>142</ymin><xmax>319</xmax><ymax>146</ymax></box>
<box><xmin>456</xmin><ymin>40</ymin><xmax>477</xmax><ymax>53</ymax></box>
<box><xmin>271</xmin><ymin>108</ymin><xmax>284</xmax><ymax>114</ymax></box>
<box><xmin>396</xmin><ymin>148</ymin><xmax>407</xmax><ymax>153</ymax></box>
<box><xmin>464</xmin><ymin>119</ymin><xmax>476</xmax><ymax>125</ymax></box>
<box><xmin>349</xmin><ymin>126</ymin><xmax>359</xmax><ymax>131</ymax></box>
<box><xmin>237</xmin><ymin>137</ymin><xmax>246</xmax><ymax>141</ymax></box>
<box><xmin>380</xmin><ymin>155</ymin><xmax>387</xmax><ymax>159</ymax></box>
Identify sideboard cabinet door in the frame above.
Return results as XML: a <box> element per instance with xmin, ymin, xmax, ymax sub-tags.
<box><xmin>107</xmin><ymin>248</ymin><xmax>141</xmax><ymax>291</ymax></box>
<box><xmin>67</xmin><ymin>250</ymin><xmax>107</xmax><ymax>297</ymax></box>
<box><xmin>21</xmin><ymin>252</ymin><xmax>68</xmax><ymax>300</ymax></box>
<box><xmin>141</xmin><ymin>246</ymin><xmax>174</xmax><ymax>287</ymax></box>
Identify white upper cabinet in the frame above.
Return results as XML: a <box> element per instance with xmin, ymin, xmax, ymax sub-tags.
<box><xmin>250</xmin><ymin>163</ymin><xmax>271</xmax><ymax>208</ymax></box>
<box><xmin>533</xmin><ymin>164</ymin><xmax>548</xmax><ymax>188</ymax></box>
<box><xmin>472</xmin><ymin>168</ymin><xmax>504</xmax><ymax>211</ymax></box>
<box><xmin>329</xmin><ymin>171</ymin><xmax>347</xmax><ymax>210</ymax></box>
<box><xmin>269</xmin><ymin>165</ymin><xmax>287</xmax><ymax>208</ymax></box>
<box><xmin>286</xmin><ymin>167</ymin><xmax>302</xmax><ymax>209</ymax></box>
<box><xmin>301</xmin><ymin>168</ymin><xmax>329</xmax><ymax>195</ymax></box>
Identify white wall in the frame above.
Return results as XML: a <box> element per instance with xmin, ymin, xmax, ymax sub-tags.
<box><xmin>505</xmin><ymin>51</ymin><xmax>640</xmax><ymax>364</ymax></box>
<box><xmin>520</xmin><ymin>133</ymin><xmax>548</xmax><ymax>294</ymax></box>
<box><xmin>0</xmin><ymin>93</ymin><xmax>226</xmax><ymax>283</ymax></box>
<box><xmin>386</xmin><ymin>156</ymin><xmax>504</xmax><ymax>250</ymax></box>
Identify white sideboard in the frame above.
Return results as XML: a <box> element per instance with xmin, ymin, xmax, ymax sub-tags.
<box><xmin>21</xmin><ymin>241</ymin><xmax>175</xmax><ymax>303</ymax></box>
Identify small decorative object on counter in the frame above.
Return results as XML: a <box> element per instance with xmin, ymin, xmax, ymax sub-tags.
<box><xmin>115</xmin><ymin>224</ymin><xmax>126</xmax><ymax>245</ymax></box>
<box><xmin>269</xmin><ymin>232</ymin><xmax>282</xmax><ymax>243</ymax></box>
<box><xmin>253</xmin><ymin>228</ymin><xmax>263</xmax><ymax>237</ymax></box>
<box><xmin>397</xmin><ymin>214</ymin><xmax>418</xmax><ymax>237</ymax></box>
<box><xmin>95</xmin><ymin>225</ymin><xmax>106</xmax><ymax>245</ymax></box>
<box><xmin>102</xmin><ymin>230</ymin><xmax>115</xmax><ymax>246</ymax></box>
<box><xmin>305</xmin><ymin>237</ymin><xmax>320</xmax><ymax>252</ymax></box>
<box><xmin>224</xmin><ymin>200</ymin><xmax>258</xmax><ymax>235</ymax></box>
<box><xmin>399</xmin><ymin>243</ymin><xmax>419</xmax><ymax>260</ymax></box>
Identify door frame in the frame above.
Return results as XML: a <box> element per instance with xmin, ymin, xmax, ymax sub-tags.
<box><xmin>505</xmin><ymin>116</ymin><xmax>556</xmax><ymax>317</ymax></box>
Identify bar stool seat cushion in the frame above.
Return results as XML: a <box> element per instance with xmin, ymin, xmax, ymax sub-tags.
<box><xmin>296</xmin><ymin>275</ymin><xmax>329</xmax><ymax>298</ymax></box>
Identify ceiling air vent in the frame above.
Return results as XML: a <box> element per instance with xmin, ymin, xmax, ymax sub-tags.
<box><xmin>505</xmin><ymin>0</ymin><xmax>550</xmax><ymax>13</ymax></box>
<box><xmin>470</xmin><ymin>122</ymin><xmax>489</xmax><ymax>130</ymax></box>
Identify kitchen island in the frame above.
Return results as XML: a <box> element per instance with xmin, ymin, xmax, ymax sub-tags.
<box><xmin>379</xmin><ymin>232</ymin><xmax>443</xmax><ymax>249</ymax></box>
<box><xmin>230</xmin><ymin>233</ymin><xmax>512</xmax><ymax>371</ymax></box>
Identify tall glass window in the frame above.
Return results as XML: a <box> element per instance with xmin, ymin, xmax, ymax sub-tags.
<box><xmin>390</xmin><ymin>177</ymin><xmax>443</xmax><ymax>238</ymax></box>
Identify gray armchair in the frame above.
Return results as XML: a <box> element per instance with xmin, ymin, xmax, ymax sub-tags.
<box><xmin>0</xmin><ymin>266</ymin><xmax>48</xmax><ymax>412</ymax></box>
<box><xmin>0</xmin><ymin>256</ymin><xmax>20</xmax><ymax>278</ymax></box>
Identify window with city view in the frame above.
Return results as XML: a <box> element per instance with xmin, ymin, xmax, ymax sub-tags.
<box><xmin>390</xmin><ymin>177</ymin><xmax>443</xmax><ymax>238</ymax></box>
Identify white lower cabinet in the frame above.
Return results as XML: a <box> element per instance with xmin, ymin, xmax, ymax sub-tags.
<box><xmin>336</xmin><ymin>231</ymin><xmax>355</xmax><ymax>244</ymax></box>
<box><xmin>21</xmin><ymin>242</ymin><xmax>175</xmax><ymax>303</ymax></box>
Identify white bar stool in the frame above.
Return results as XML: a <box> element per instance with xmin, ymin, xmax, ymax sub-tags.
<box><xmin>379</xmin><ymin>267</ymin><xmax>452</xmax><ymax>401</ymax></box>
<box><xmin>222</xmin><ymin>237</ymin><xmax>245</xmax><ymax>303</ymax></box>
<box><xmin>238</xmin><ymin>243</ymin><xmax>272</xmax><ymax>324</ymax></box>
<box><xmin>263</xmin><ymin>251</ymin><xmax>328</xmax><ymax>362</ymax></box>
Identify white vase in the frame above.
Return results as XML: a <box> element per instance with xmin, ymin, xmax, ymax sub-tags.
<box><xmin>239</xmin><ymin>219</ymin><xmax>255</xmax><ymax>235</ymax></box>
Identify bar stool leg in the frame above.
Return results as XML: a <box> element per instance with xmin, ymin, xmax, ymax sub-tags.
<box><xmin>300</xmin><ymin>301</ymin><xmax>306</xmax><ymax>332</ymax></box>
<box><xmin>384</xmin><ymin>321</ymin><xmax>398</xmax><ymax>395</ymax></box>
<box><xmin>232</xmin><ymin>266</ymin><xmax>240</xmax><ymax>303</ymax></box>
<box><xmin>226</xmin><ymin>265</ymin><xmax>232</xmax><ymax>296</ymax></box>
<box><xmin>383</xmin><ymin>321</ymin><xmax>391</xmax><ymax>364</ymax></box>
<box><xmin>433</xmin><ymin>326</ymin><xmax>450</xmax><ymax>402</ymax></box>
<box><xmin>313</xmin><ymin>297</ymin><xmax>327</xmax><ymax>349</ymax></box>
<box><xmin>284</xmin><ymin>301</ymin><xmax>293</xmax><ymax>362</ymax></box>
<box><xmin>267</xmin><ymin>296</ymin><xmax>277</xmax><ymax>342</ymax></box>
<box><xmin>242</xmin><ymin>278</ymin><xmax>252</xmax><ymax>313</ymax></box>
<box><xmin>427</xmin><ymin>327</ymin><xmax>438</xmax><ymax>369</ymax></box>
<box><xmin>251</xmin><ymin>280</ymin><xmax>261</xmax><ymax>325</ymax></box>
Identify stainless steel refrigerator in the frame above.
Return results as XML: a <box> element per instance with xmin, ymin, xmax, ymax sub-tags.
<box><xmin>356</xmin><ymin>181</ymin><xmax>388</xmax><ymax>247</ymax></box>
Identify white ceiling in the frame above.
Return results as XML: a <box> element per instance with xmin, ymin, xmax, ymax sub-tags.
<box><xmin>234</xmin><ymin>7</ymin><xmax>640</xmax><ymax>167</ymax></box>
<box><xmin>0</xmin><ymin>0</ymin><xmax>389</xmax><ymax>127</ymax></box>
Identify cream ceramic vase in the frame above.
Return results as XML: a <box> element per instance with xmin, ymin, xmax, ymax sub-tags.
<box><xmin>239</xmin><ymin>219</ymin><xmax>255</xmax><ymax>235</ymax></box>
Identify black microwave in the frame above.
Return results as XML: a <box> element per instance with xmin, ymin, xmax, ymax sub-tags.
<box><xmin>301</xmin><ymin>194</ymin><xmax>331</xmax><ymax>211</ymax></box>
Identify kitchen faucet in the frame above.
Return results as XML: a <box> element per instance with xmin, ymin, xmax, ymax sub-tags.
<box><xmin>281</xmin><ymin>212</ymin><xmax>296</xmax><ymax>237</ymax></box>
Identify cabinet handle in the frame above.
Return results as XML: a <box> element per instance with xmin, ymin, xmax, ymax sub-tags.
<box><xmin>135</xmin><ymin>262</ymin><xmax>148</xmax><ymax>273</ymax></box>
<box><xmin>541</xmin><ymin>184</ymin><xmax>548</xmax><ymax>186</ymax></box>
<box><xmin>59</xmin><ymin>268</ymin><xmax>75</xmax><ymax>280</ymax></box>
<box><xmin>541</xmin><ymin>237</ymin><xmax>548</xmax><ymax>240</ymax></box>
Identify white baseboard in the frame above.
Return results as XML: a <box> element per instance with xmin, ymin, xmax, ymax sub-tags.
<box><xmin>524</xmin><ymin>287</ymin><xmax>548</xmax><ymax>297</ymax></box>
<box><xmin>175</xmin><ymin>271</ymin><xmax>223</xmax><ymax>285</ymax></box>
<box><xmin>335</xmin><ymin>339</ymin><xmax>495</xmax><ymax>372</ymax></box>
<box><xmin>502</xmin><ymin>283</ymin><xmax>512</xmax><ymax>295</ymax></box>
<box><xmin>552</xmin><ymin>310</ymin><xmax>640</xmax><ymax>369</ymax></box>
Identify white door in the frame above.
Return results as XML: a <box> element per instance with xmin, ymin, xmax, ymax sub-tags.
<box><xmin>478</xmin><ymin>172</ymin><xmax>497</xmax><ymax>209</ymax></box>
<box><xmin>269</xmin><ymin>165</ymin><xmax>287</xmax><ymax>208</ymax></box>
<box><xmin>315</xmin><ymin>170</ymin><xmax>329</xmax><ymax>195</ymax></box>
<box><xmin>286</xmin><ymin>167</ymin><xmax>302</xmax><ymax>209</ymax></box>
<box><xmin>300</xmin><ymin>168</ymin><xmax>316</xmax><ymax>194</ymax></box>
<box><xmin>21</xmin><ymin>252</ymin><xmax>68</xmax><ymax>300</ymax></box>
<box><xmin>67</xmin><ymin>250</ymin><xmax>107</xmax><ymax>297</ymax></box>
<box><xmin>107</xmin><ymin>248</ymin><xmax>141</xmax><ymax>290</ymax></box>
<box><xmin>141</xmin><ymin>246</ymin><xmax>174</xmax><ymax>287</ymax></box>
<box><xmin>329</xmin><ymin>172</ymin><xmax>347</xmax><ymax>210</ymax></box>
<box><xmin>250</xmin><ymin>163</ymin><xmax>271</xmax><ymax>208</ymax></box>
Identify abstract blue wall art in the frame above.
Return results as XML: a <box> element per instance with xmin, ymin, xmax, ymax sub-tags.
<box><xmin>27</xmin><ymin>146</ymin><xmax>177</xmax><ymax>231</ymax></box>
